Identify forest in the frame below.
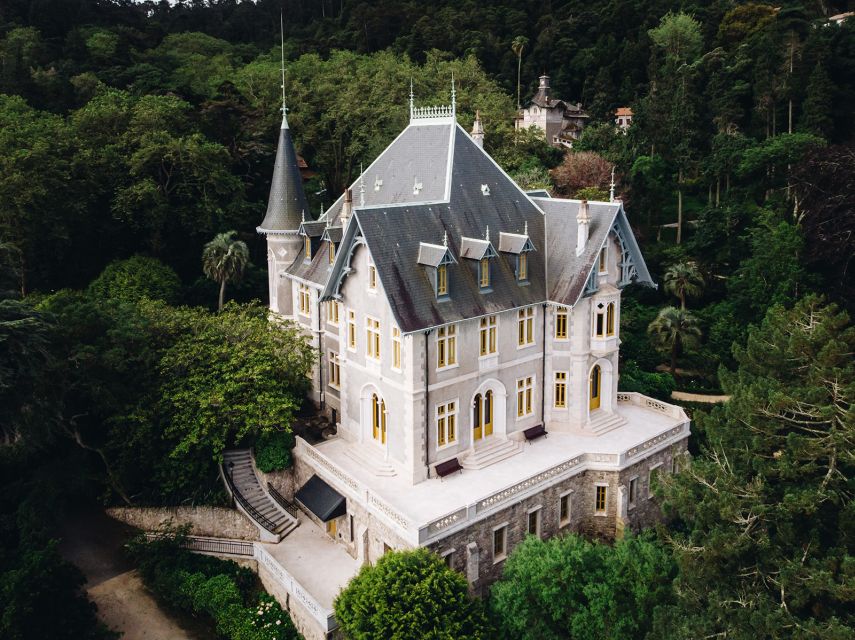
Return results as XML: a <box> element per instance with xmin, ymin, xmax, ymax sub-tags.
<box><xmin>1</xmin><ymin>1</ymin><xmax>853</xmax><ymax>639</ymax></box>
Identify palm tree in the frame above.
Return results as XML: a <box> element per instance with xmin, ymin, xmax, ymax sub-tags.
<box><xmin>647</xmin><ymin>306</ymin><xmax>702</xmax><ymax>374</ymax></box>
<box><xmin>202</xmin><ymin>231</ymin><xmax>250</xmax><ymax>311</ymax></box>
<box><xmin>511</xmin><ymin>36</ymin><xmax>529</xmax><ymax>110</ymax></box>
<box><xmin>663</xmin><ymin>261</ymin><xmax>704</xmax><ymax>310</ymax></box>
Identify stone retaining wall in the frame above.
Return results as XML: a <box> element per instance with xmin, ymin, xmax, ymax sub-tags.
<box><xmin>106</xmin><ymin>506</ymin><xmax>258</xmax><ymax>541</ymax></box>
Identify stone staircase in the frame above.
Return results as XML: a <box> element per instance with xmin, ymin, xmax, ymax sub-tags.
<box><xmin>222</xmin><ymin>449</ymin><xmax>299</xmax><ymax>542</ymax></box>
<box><xmin>587</xmin><ymin>411</ymin><xmax>626</xmax><ymax>436</ymax></box>
<box><xmin>459</xmin><ymin>438</ymin><xmax>524</xmax><ymax>470</ymax></box>
<box><xmin>344</xmin><ymin>445</ymin><xmax>397</xmax><ymax>477</ymax></box>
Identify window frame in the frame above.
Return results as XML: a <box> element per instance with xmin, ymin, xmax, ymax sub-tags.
<box><xmin>553</xmin><ymin>371</ymin><xmax>568</xmax><ymax>409</ymax></box>
<box><xmin>517</xmin><ymin>307</ymin><xmax>535</xmax><ymax>348</ymax></box>
<box><xmin>606</xmin><ymin>302</ymin><xmax>615</xmax><ymax>337</ymax></box>
<box><xmin>328</xmin><ymin>240</ymin><xmax>336</xmax><ymax>264</ymax></box>
<box><xmin>391</xmin><ymin>327</ymin><xmax>402</xmax><ymax>371</ymax></box>
<box><xmin>304</xmin><ymin>235</ymin><xmax>312</xmax><ymax>262</ymax></box>
<box><xmin>628</xmin><ymin>476</ymin><xmax>638</xmax><ymax>509</ymax></box>
<box><xmin>479</xmin><ymin>257</ymin><xmax>491</xmax><ymax>289</ymax></box>
<box><xmin>479</xmin><ymin>315</ymin><xmax>498</xmax><ymax>357</ymax></box>
<box><xmin>559</xmin><ymin>490</ymin><xmax>573</xmax><ymax>527</ymax></box>
<box><xmin>436</xmin><ymin>325</ymin><xmax>458</xmax><ymax>369</ymax></box>
<box><xmin>328</xmin><ymin>351</ymin><xmax>341</xmax><ymax>389</ymax></box>
<box><xmin>492</xmin><ymin>522</ymin><xmax>509</xmax><ymax>563</ymax></box>
<box><xmin>435</xmin><ymin>399</ymin><xmax>458</xmax><ymax>449</ymax></box>
<box><xmin>554</xmin><ymin>306</ymin><xmax>569</xmax><ymax>341</ymax></box>
<box><xmin>516</xmin><ymin>376</ymin><xmax>534</xmax><ymax>418</ymax></box>
<box><xmin>526</xmin><ymin>506</ymin><xmax>542</xmax><ymax>537</ymax></box>
<box><xmin>347</xmin><ymin>309</ymin><xmax>357</xmax><ymax>351</ymax></box>
<box><xmin>436</xmin><ymin>264</ymin><xmax>448</xmax><ymax>297</ymax></box>
<box><xmin>517</xmin><ymin>252</ymin><xmax>528</xmax><ymax>282</ymax></box>
<box><xmin>297</xmin><ymin>283</ymin><xmax>311</xmax><ymax>317</ymax></box>
<box><xmin>366</xmin><ymin>316</ymin><xmax>381</xmax><ymax>361</ymax></box>
<box><xmin>595</xmin><ymin>484</ymin><xmax>608</xmax><ymax>515</ymax></box>
<box><xmin>326</xmin><ymin>300</ymin><xmax>340</xmax><ymax>326</ymax></box>
<box><xmin>598</xmin><ymin>245</ymin><xmax>608</xmax><ymax>274</ymax></box>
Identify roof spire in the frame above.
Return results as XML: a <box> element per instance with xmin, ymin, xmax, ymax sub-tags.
<box><xmin>609</xmin><ymin>166</ymin><xmax>616</xmax><ymax>203</ymax></box>
<box><xmin>279</xmin><ymin>12</ymin><xmax>288</xmax><ymax>129</ymax></box>
<box><xmin>451</xmin><ymin>71</ymin><xmax>456</xmax><ymax>117</ymax></box>
<box><xmin>301</xmin><ymin>209</ymin><xmax>305</xmax><ymax>223</ymax></box>
<box><xmin>359</xmin><ymin>162</ymin><xmax>365</xmax><ymax>208</ymax></box>
<box><xmin>409</xmin><ymin>78</ymin><xmax>414</xmax><ymax>121</ymax></box>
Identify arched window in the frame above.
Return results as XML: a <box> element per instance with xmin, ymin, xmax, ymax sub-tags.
<box><xmin>594</xmin><ymin>303</ymin><xmax>606</xmax><ymax>337</ymax></box>
<box><xmin>606</xmin><ymin>302</ymin><xmax>615</xmax><ymax>336</ymax></box>
<box><xmin>590</xmin><ymin>365</ymin><xmax>601</xmax><ymax>410</ymax></box>
<box><xmin>372</xmin><ymin>393</ymin><xmax>386</xmax><ymax>444</ymax></box>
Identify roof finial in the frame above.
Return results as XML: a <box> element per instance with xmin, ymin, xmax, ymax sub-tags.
<box><xmin>524</xmin><ymin>220</ymin><xmax>528</xmax><ymax>236</ymax></box>
<box><xmin>279</xmin><ymin>11</ymin><xmax>288</xmax><ymax>129</ymax></box>
<box><xmin>485</xmin><ymin>225</ymin><xmax>490</xmax><ymax>242</ymax></box>
<box><xmin>359</xmin><ymin>162</ymin><xmax>365</xmax><ymax>208</ymax></box>
<box><xmin>609</xmin><ymin>166</ymin><xmax>616</xmax><ymax>203</ymax></box>
<box><xmin>443</xmin><ymin>230</ymin><xmax>448</xmax><ymax>247</ymax></box>
<box><xmin>409</xmin><ymin>78</ymin><xmax>414</xmax><ymax>121</ymax></box>
<box><xmin>301</xmin><ymin>209</ymin><xmax>305</xmax><ymax>223</ymax></box>
<box><xmin>451</xmin><ymin>71</ymin><xmax>456</xmax><ymax>117</ymax></box>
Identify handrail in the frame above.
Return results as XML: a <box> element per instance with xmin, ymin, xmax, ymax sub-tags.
<box><xmin>145</xmin><ymin>533</ymin><xmax>255</xmax><ymax>557</ymax></box>
<box><xmin>222</xmin><ymin>464</ymin><xmax>280</xmax><ymax>534</ymax></box>
<box><xmin>267</xmin><ymin>483</ymin><xmax>299</xmax><ymax>519</ymax></box>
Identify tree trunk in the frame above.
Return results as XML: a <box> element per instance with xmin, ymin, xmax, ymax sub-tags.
<box><xmin>715</xmin><ymin>177</ymin><xmax>720</xmax><ymax>207</ymax></box>
<box><xmin>676</xmin><ymin>168</ymin><xmax>683</xmax><ymax>244</ymax></box>
<box><xmin>516</xmin><ymin>55</ymin><xmax>522</xmax><ymax>110</ymax></box>
<box><xmin>670</xmin><ymin>340</ymin><xmax>678</xmax><ymax>375</ymax></box>
<box><xmin>19</xmin><ymin>252</ymin><xmax>26</xmax><ymax>298</ymax></box>
<box><xmin>680</xmin><ymin>291</ymin><xmax>686</xmax><ymax>311</ymax></box>
<box><xmin>218</xmin><ymin>279</ymin><xmax>226</xmax><ymax>311</ymax></box>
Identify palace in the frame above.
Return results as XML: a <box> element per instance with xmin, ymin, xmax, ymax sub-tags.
<box><xmin>255</xmin><ymin>87</ymin><xmax>689</xmax><ymax>638</ymax></box>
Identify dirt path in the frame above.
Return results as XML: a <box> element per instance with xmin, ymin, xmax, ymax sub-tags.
<box><xmin>59</xmin><ymin>508</ymin><xmax>205</xmax><ymax>640</ymax></box>
<box><xmin>671</xmin><ymin>390</ymin><xmax>731</xmax><ymax>404</ymax></box>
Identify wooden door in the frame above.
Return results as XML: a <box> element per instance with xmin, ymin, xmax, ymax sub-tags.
<box><xmin>473</xmin><ymin>394</ymin><xmax>482</xmax><ymax>440</ymax></box>
<box><xmin>484</xmin><ymin>391</ymin><xmax>493</xmax><ymax>436</ymax></box>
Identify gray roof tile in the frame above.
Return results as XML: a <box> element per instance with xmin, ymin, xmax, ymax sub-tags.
<box><xmin>258</xmin><ymin>123</ymin><xmax>311</xmax><ymax>232</ymax></box>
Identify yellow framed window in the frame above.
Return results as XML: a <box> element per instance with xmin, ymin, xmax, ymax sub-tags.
<box><xmin>298</xmin><ymin>284</ymin><xmax>311</xmax><ymax>315</ymax></box>
<box><xmin>347</xmin><ymin>310</ymin><xmax>357</xmax><ymax>350</ymax></box>
<box><xmin>437</xmin><ymin>264</ymin><xmax>448</xmax><ymax>296</ymax></box>
<box><xmin>606</xmin><ymin>302</ymin><xmax>615</xmax><ymax>336</ymax></box>
<box><xmin>479</xmin><ymin>315</ymin><xmax>497</xmax><ymax>356</ymax></box>
<box><xmin>437</xmin><ymin>325</ymin><xmax>456</xmax><ymax>368</ymax></box>
<box><xmin>595</xmin><ymin>485</ymin><xmax>607</xmax><ymax>512</ymax></box>
<box><xmin>436</xmin><ymin>401</ymin><xmax>456</xmax><ymax>446</ymax></box>
<box><xmin>328</xmin><ymin>241</ymin><xmax>336</xmax><ymax>264</ymax></box>
<box><xmin>327</xmin><ymin>300</ymin><xmax>339</xmax><ymax>325</ymax></box>
<box><xmin>328</xmin><ymin>351</ymin><xmax>340</xmax><ymax>388</ymax></box>
<box><xmin>304</xmin><ymin>236</ymin><xmax>312</xmax><ymax>260</ymax></box>
<box><xmin>371</xmin><ymin>394</ymin><xmax>386</xmax><ymax>444</ymax></box>
<box><xmin>594</xmin><ymin>303</ymin><xmax>606</xmax><ymax>337</ymax></box>
<box><xmin>598</xmin><ymin>246</ymin><xmax>607</xmax><ymax>273</ymax></box>
<box><xmin>518</xmin><ymin>253</ymin><xmax>527</xmax><ymax>281</ymax></box>
<box><xmin>554</xmin><ymin>371</ymin><xmax>567</xmax><ymax>408</ymax></box>
<box><xmin>392</xmin><ymin>327</ymin><xmax>401</xmax><ymax>369</ymax></box>
<box><xmin>368</xmin><ymin>264</ymin><xmax>377</xmax><ymax>290</ymax></box>
<box><xmin>555</xmin><ymin>306</ymin><xmax>568</xmax><ymax>340</ymax></box>
<box><xmin>479</xmin><ymin>258</ymin><xmax>490</xmax><ymax>288</ymax></box>
<box><xmin>366</xmin><ymin>317</ymin><xmax>381</xmax><ymax>360</ymax></box>
<box><xmin>518</xmin><ymin>307</ymin><xmax>534</xmax><ymax>346</ymax></box>
<box><xmin>516</xmin><ymin>376</ymin><xmax>533</xmax><ymax>417</ymax></box>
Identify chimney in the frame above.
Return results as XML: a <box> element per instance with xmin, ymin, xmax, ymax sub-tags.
<box><xmin>471</xmin><ymin>110</ymin><xmax>485</xmax><ymax>149</ymax></box>
<box><xmin>576</xmin><ymin>199</ymin><xmax>589</xmax><ymax>256</ymax></box>
<box><xmin>340</xmin><ymin>188</ymin><xmax>353</xmax><ymax>227</ymax></box>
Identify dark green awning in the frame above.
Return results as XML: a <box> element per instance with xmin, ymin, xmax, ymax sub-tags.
<box><xmin>295</xmin><ymin>474</ymin><xmax>346</xmax><ymax>522</ymax></box>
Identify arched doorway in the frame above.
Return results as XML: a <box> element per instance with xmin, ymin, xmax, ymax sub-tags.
<box><xmin>472</xmin><ymin>390</ymin><xmax>494</xmax><ymax>441</ymax></box>
<box><xmin>371</xmin><ymin>393</ymin><xmax>386</xmax><ymax>444</ymax></box>
<box><xmin>590</xmin><ymin>365</ymin><xmax>602</xmax><ymax>410</ymax></box>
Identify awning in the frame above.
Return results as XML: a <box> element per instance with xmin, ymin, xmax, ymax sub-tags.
<box><xmin>295</xmin><ymin>474</ymin><xmax>346</xmax><ymax>522</ymax></box>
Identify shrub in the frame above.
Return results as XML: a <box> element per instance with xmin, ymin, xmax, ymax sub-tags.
<box><xmin>254</xmin><ymin>430</ymin><xmax>295</xmax><ymax>473</ymax></box>
<box><xmin>618</xmin><ymin>360</ymin><xmax>676</xmax><ymax>400</ymax></box>
<box><xmin>88</xmin><ymin>256</ymin><xmax>181</xmax><ymax>304</ymax></box>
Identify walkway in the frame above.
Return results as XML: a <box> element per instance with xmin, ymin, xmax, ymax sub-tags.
<box><xmin>671</xmin><ymin>390</ymin><xmax>731</xmax><ymax>404</ymax></box>
<box><xmin>59</xmin><ymin>507</ymin><xmax>204</xmax><ymax>640</ymax></box>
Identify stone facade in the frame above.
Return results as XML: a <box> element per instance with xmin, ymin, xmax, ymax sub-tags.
<box><xmin>106</xmin><ymin>506</ymin><xmax>259</xmax><ymax>541</ymax></box>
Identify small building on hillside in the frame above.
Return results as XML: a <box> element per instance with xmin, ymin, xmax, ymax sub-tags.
<box><xmin>615</xmin><ymin>107</ymin><xmax>633</xmax><ymax>132</ymax></box>
<box><xmin>515</xmin><ymin>74</ymin><xmax>589</xmax><ymax>148</ymax></box>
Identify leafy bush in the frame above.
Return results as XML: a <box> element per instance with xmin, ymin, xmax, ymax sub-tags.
<box><xmin>254</xmin><ymin>430</ymin><xmax>295</xmax><ymax>473</ymax></box>
<box><xmin>335</xmin><ymin>548</ymin><xmax>493</xmax><ymax>639</ymax></box>
<box><xmin>88</xmin><ymin>256</ymin><xmax>181</xmax><ymax>304</ymax></box>
<box><xmin>128</xmin><ymin>531</ymin><xmax>299</xmax><ymax>640</ymax></box>
<box><xmin>619</xmin><ymin>360</ymin><xmax>676</xmax><ymax>400</ymax></box>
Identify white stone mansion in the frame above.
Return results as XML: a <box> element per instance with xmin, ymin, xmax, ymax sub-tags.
<box><xmin>256</xmin><ymin>89</ymin><xmax>690</xmax><ymax>622</ymax></box>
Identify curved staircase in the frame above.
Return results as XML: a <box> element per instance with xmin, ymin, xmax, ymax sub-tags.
<box><xmin>222</xmin><ymin>449</ymin><xmax>299</xmax><ymax>542</ymax></box>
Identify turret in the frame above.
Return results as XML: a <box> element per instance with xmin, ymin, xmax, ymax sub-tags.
<box><xmin>471</xmin><ymin>110</ymin><xmax>485</xmax><ymax>149</ymax></box>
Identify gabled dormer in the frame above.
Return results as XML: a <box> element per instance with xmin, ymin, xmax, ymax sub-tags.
<box><xmin>417</xmin><ymin>235</ymin><xmax>457</xmax><ymax>300</ymax></box>
<box><xmin>322</xmin><ymin>225</ymin><xmax>343</xmax><ymax>265</ymax></box>
<box><xmin>460</xmin><ymin>229</ymin><xmax>498</xmax><ymax>291</ymax></box>
<box><xmin>298</xmin><ymin>219</ymin><xmax>326</xmax><ymax>263</ymax></box>
<box><xmin>498</xmin><ymin>224</ymin><xmax>536</xmax><ymax>285</ymax></box>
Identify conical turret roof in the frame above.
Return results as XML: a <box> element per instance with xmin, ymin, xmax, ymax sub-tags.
<box><xmin>258</xmin><ymin>116</ymin><xmax>311</xmax><ymax>233</ymax></box>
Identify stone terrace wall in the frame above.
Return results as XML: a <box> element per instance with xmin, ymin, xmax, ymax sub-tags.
<box><xmin>107</xmin><ymin>506</ymin><xmax>258</xmax><ymax>541</ymax></box>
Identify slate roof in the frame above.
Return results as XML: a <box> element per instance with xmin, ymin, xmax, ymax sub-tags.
<box><xmin>287</xmin><ymin>239</ymin><xmax>334</xmax><ymax>286</ymax></box>
<box><xmin>498</xmin><ymin>232</ymin><xmax>532</xmax><ymax>254</ymax></box>
<box><xmin>459</xmin><ymin>237</ymin><xmax>496</xmax><ymax>260</ymax></box>
<box><xmin>299</xmin><ymin>220</ymin><xmax>326</xmax><ymax>237</ymax></box>
<box><xmin>322</xmin><ymin>226</ymin><xmax>343</xmax><ymax>243</ymax></box>
<box><xmin>258</xmin><ymin>119</ymin><xmax>312</xmax><ymax>233</ymax></box>
<box><xmin>417</xmin><ymin>243</ymin><xmax>454</xmax><ymax>268</ymax></box>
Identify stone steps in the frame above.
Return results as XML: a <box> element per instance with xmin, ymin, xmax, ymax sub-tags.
<box><xmin>344</xmin><ymin>445</ymin><xmax>397</xmax><ymax>477</ymax></box>
<box><xmin>222</xmin><ymin>449</ymin><xmax>299</xmax><ymax>540</ymax></box>
<box><xmin>587</xmin><ymin>411</ymin><xmax>626</xmax><ymax>435</ymax></box>
<box><xmin>460</xmin><ymin>438</ymin><xmax>524</xmax><ymax>470</ymax></box>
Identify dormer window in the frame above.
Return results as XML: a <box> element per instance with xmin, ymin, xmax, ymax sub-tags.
<box><xmin>479</xmin><ymin>258</ymin><xmax>490</xmax><ymax>288</ymax></box>
<box><xmin>518</xmin><ymin>253</ymin><xmax>527</xmax><ymax>281</ymax></box>
<box><xmin>329</xmin><ymin>240</ymin><xmax>336</xmax><ymax>264</ymax></box>
<box><xmin>417</xmin><ymin>239</ymin><xmax>457</xmax><ymax>300</ymax></box>
<box><xmin>498</xmin><ymin>228</ymin><xmax>535</xmax><ymax>285</ymax></box>
<box><xmin>304</xmin><ymin>235</ymin><xmax>311</xmax><ymax>261</ymax></box>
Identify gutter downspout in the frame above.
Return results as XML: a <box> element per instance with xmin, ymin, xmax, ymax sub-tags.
<box><xmin>316</xmin><ymin>297</ymin><xmax>324</xmax><ymax>410</ymax></box>
<box><xmin>541</xmin><ymin>302</ymin><xmax>547</xmax><ymax>425</ymax></box>
<box><xmin>424</xmin><ymin>329</ymin><xmax>431</xmax><ymax>478</ymax></box>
